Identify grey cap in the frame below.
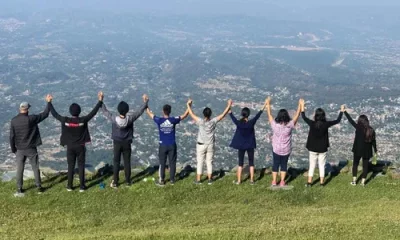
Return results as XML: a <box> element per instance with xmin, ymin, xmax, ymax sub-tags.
<box><xmin>19</xmin><ymin>102</ymin><xmax>31</xmax><ymax>110</ymax></box>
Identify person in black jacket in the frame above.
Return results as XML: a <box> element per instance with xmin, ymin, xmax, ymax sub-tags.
<box><xmin>101</xmin><ymin>94</ymin><xmax>149</xmax><ymax>188</ymax></box>
<box><xmin>49</xmin><ymin>92</ymin><xmax>104</xmax><ymax>192</ymax></box>
<box><xmin>344</xmin><ymin>107</ymin><xmax>378</xmax><ymax>186</ymax></box>
<box><xmin>300</xmin><ymin>99</ymin><xmax>344</xmax><ymax>187</ymax></box>
<box><xmin>10</xmin><ymin>95</ymin><xmax>52</xmax><ymax>197</ymax></box>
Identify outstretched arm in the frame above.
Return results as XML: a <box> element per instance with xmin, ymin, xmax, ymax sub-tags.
<box><xmin>180</xmin><ymin>107</ymin><xmax>190</xmax><ymax>121</ymax></box>
<box><xmin>186</xmin><ymin>99</ymin><xmax>200</xmax><ymax>122</ymax></box>
<box><xmin>343</xmin><ymin>106</ymin><xmax>357</xmax><ymax>128</ymax></box>
<box><xmin>229</xmin><ymin>110</ymin><xmax>240</xmax><ymax>125</ymax></box>
<box><xmin>216</xmin><ymin>99</ymin><xmax>232</xmax><ymax>122</ymax></box>
<box><xmin>129</xmin><ymin>94</ymin><xmax>149</xmax><ymax>122</ymax></box>
<box><xmin>82</xmin><ymin>91</ymin><xmax>104</xmax><ymax>122</ymax></box>
<box><xmin>265</xmin><ymin>97</ymin><xmax>274</xmax><ymax>124</ymax></box>
<box><xmin>146</xmin><ymin>107</ymin><xmax>155</xmax><ymax>119</ymax></box>
<box><xmin>292</xmin><ymin>99</ymin><xmax>302</xmax><ymax>124</ymax></box>
<box><xmin>300</xmin><ymin>99</ymin><xmax>313</xmax><ymax>126</ymax></box>
<box><xmin>327</xmin><ymin>105</ymin><xmax>344</xmax><ymax>127</ymax></box>
<box><xmin>31</xmin><ymin>94</ymin><xmax>52</xmax><ymax>124</ymax></box>
<box><xmin>101</xmin><ymin>103</ymin><xmax>113</xmax><ymax>122</ymax></box>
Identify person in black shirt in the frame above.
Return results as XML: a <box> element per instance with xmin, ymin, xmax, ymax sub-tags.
<box><xmin>48</xmin><ymin>92</ymin><xmax>103</xmax><ymax>192</ymax></box>
<box><xmin>344</xmin><ymin>107</ymin><xmax>378</xmax><ymax>186</ymax></box>
<box><xmin>101</xmin><ymin>94</ymin><xmax>149</xmax><ymax>188</ymax></box>
<box><xmin>300</xmin><ymin>99</ymin><xmax>344</xmax><ymax>187</ymax></box>
<box><xmin>10</xmin><ymin>94</ymin><xmax>52</xmax><ymax>197</ymax></box>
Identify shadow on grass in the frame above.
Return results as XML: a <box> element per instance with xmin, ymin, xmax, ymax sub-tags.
<box><xmin>87</xmin><ymin>164</ymin><xmax>113</xmax><ymax>189</ymax></box>
<box><xmin>324</xmin><ymin>161</ymin><xmax>348</xmax><ymax>186</ymax></box>
<box><xmin>131</xmin><ymin>166</ymin><xmax>157</xmax><ymax>183</ymax></box>
<box><xmin>286</xmin><ymin>167</ymin><xmax>307</xmax><ymax>184</ymax></box>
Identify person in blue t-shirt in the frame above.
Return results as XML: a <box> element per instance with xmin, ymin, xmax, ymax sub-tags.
<box><xmin>146</xmin><ymin>103</ymin><xmax>189</xmax><ymax>186</ymax></box>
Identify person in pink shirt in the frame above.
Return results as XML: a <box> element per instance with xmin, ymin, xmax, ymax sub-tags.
<box><xmin>265</xmin><ymin>97</ymin><xmax>301</xmax><ymax>187</ymax></box>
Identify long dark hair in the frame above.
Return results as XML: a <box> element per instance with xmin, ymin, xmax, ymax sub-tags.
<box><xmin>314</xmin><ymin>108</ymin><xmax>326</xmax><ymax>129</ymax></box>
<box><xmin>275</xmin><ymin>109</ymin><xmax>291</xmax><ymax>125</ymax></box>
<box><xmin>240</xmin><ymin>107</ymin><xmax>250</xmax><ymax>123</ymax></box>
<box><xmin>357</xmin><ymin>115</ymin><xmax>374</xmax><ymax>143</ymax></box>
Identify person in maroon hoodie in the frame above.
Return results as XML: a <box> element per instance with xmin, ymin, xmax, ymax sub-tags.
<box><xmin>48</xmin><ymin>92</ymin><xmax>103</xmax><ymax>192</ymax></box>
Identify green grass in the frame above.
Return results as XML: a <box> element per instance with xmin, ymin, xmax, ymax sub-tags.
<box><xmin>1</xmin><ymin>170</ymin><xmax>400</xmax><ymax>240</ymax></box>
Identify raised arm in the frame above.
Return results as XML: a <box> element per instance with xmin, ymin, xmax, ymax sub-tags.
<box><xmin>327</xmin><ymin>105</ymin><xmax>344</xmax><ymax>127</ymax></box>
<box><xmin>265</xmin><ymin>97</ymin><xmax>274</xmax><ymax>124</ymax></box>
<box><xmin>30</xmin><ymin>94</ymin><xmax>52</xmax><ymax>124</ymax></box>
<box><xmin>82</xmin><ymin>91</ymin><xmax>104</xmax><ymax>122</ymax></box>
<box><xmin>229</xmin><ymin>110</ymin><xmax>240</xmax><ymax>126</ymax></box>
<box><xmin>129</xmin><ymin>94</ymin><xmax>149</xmax><ymax>122</ymax></box>
<box><xmin>186</xmin><ymin>99</ymin><xmax>200</xmax><ymax>122</ymax></box>
<box><xmin>146</xmin><ymin>107</ymin><xmax>155</xmax><ymax>119</ymax></box>
<box><xmin>180</xmin><ymin>107</ymin><xmax>190</xmax><ymax>121</ymax></box>
<box><xmin>300</xmin><ymin>99</ymin><xmax>313</xmax><ymax>126</ymax></box>
<box><xmin>292</xmin><ymin>99</ymin><xmax>302</xmax><ymax>124</ymax></box>
<box><xmin>216</xmin><ymin>99</ymin><xmax>232</xmax><ymax>122</ymax></box>
<box><xmin>10</xmin><ymin>123</ymin><xmax>16</xmax><ymax>154</ymax></box>
<box><xmin>343</xmin><ymin>106</ymin><xmax>357</xmax><ymax>128</ymax></box>
<box><xmin>101</xmin><ymin>103</ymin><xmax>113</xmax><ymax>122</ymax></box>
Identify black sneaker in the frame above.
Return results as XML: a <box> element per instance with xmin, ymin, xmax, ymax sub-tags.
<box><xmin>207</xmin><ymin>179</ymin><xmax>213</xmax><ymax>185</ymax></box>
<box><xmin>305</xmin><ymin>183</ymin><xmax>312</xmax><ymax>188</ymax></box>
<box><xmin>193</xmin><ymin>180</ymin><xmax>202</xmax><ymax>185</ymax></box>
<box><xmin>14</xmin><ymin>188</ymin><xmax>24</xmax><ymax>197</ymax></box>
<box><xmin>66</xmin><ymin>186</ymin><xmax>73</xmax><ymax>192</ymax></box>
<box><xmin>126</xmin><ymin>182</ymin><xmax>132</xmax><ymax>187</ymax></box>
<box><xmin>155</xmin><ymin>180</ymin><xmax>165</xmax><ymax>187</ymax></box>
<box><xmin>79</xmin><ymin>186</ymin><xmax>87</xmax><ymax>193</ymax></box>
<box><xmin>37</xmin><ymin>187</ymin><xmax>45</xmax><ymax>194</ymax></box>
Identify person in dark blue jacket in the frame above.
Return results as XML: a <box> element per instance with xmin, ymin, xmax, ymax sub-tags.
<box><xmin>229</xmin><ymin>98</ymin><xmax>268</xmax><ymax>185</ymax></box>
<box><xmin>101</xmin><ymin>94</ymin><xmax>149</xmax><ymax>188</ymax></box>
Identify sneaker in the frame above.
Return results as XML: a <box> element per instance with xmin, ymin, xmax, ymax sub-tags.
<box><xmin>320</xmin><ymin>183</ymin><xmax>325</xmax><ymax>187</ymax></box>
<box><xmin>126</xmin><ymin>182</ymin><xmax>132</xmax><ymax>187</ymax></box>
<box><xmin>37</xmin><ymin>187</ymin><xmax>45</xmax><ymax>194</ymax></box>
<box><xmin>193</xmin><ymin>180</ymin><xmax>202</xmax><ymax>185</ymax></box>
<box><xmin>79</xmin><ymin>186</ymin><xmax>87</xmax><ymax>193</ymax></box>
<box><xmin>279</xmin><ymin>181</ymin><xmax>286</xmax><ymax>187</ymax></box>
<box><xmin>14</xmin><ymin>188</ymin><xmax>25</xmax><ymax>198</ymax></box>
<box><xmin>207</xmin><ymin>179</ymin><xmax>213</xmax><ymax>185</ymax></box>
<box><xmin>170</xmin><ymin>180</ymin><xmax>175</xmax><ymax>186</ymax></box>
<box><xmin>350</xmin><ymin>181</ymin><xmax>356</xmax><ymax>186</ymax></box>
<box><xmin>155</xmin><ymin>180</ymin><xmax>165</xmax><ymax>187</ymax></box>
<box><xmin>305</xmin><ymin>183</ymin><xmax>312</xmax><ymax>188</ymax></box>
<box><xmin>360</xmin><ymin>182</ymin><xmax>365</xmax><ymax>187</ymax></box>
<box><xmin>66</xmin><ymin>187</ymin><xmax>73</xmax><ymax>192</ymax></box>
<box><xmin>249</xmin><ymin>181</ymin><xmax>255</xmax><ymax>185</ymax></box>
<box><xmin>233</xmin><ymin>180</ymin><xmax>241</xmax><ymax>185</ymax></box>
<box><xmin>110</xmin><ymin>180</ymin><xmax>118</xmax><ymax>189</ymax></box>
<box><xmin>271</xmin><ymin>181</ymin><xmax>277</xmax><ymax>187</ymax></box>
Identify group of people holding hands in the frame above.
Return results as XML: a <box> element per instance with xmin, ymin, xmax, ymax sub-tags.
<box><xmin>9</xmin><ymin>91</ymin><xmax>377</xmax><ymax>196</ymax></box>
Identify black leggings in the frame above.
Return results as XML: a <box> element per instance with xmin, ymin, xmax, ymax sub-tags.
<box><xmin>352</xmin><ymin>155</ymin><xmax>369</xmax><ymax>179</ymax></box>
<box><xmin>238</xmin><ymin>149</ymin><xmax>254</xmax><ymax>167</ymax></box>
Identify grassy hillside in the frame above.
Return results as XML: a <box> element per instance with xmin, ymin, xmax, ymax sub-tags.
<box><xmin>0</xmin><ymin>169</ymin><xmax>399</xmax><ymax>240</ymax></box>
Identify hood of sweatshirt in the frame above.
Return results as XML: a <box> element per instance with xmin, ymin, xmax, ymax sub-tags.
<box><xmin>115</xmin><ymin>116</ymin><xmax>129</xmax><ymax>128</ymax></box>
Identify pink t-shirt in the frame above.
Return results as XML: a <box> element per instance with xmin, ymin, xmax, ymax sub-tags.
<box><xmin>270</xmin><ymin>120</ymin><xmax>295</xmax><ymax>156</ymax></box>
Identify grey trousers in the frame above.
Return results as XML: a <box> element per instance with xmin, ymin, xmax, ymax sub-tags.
<box><xmin>16</xmin><ymin>148</ymin><xmax>41</xmax><ymax>189</ymax></box>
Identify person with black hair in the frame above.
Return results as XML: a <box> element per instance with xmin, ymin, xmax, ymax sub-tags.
<box><xmin>344</xmin><ymin>107</ymin><xmax>378</xmax><ymax>186</ymax></box>
<box><xmin>229</xmin><ymin>98</ymin><xmax>268</xmax><ymax>185</ymax></box>
<box><xmin>10</xmin><ymin>94</ymin><xmax>52</xmax><ymax>197</ymax></box>
<box><xmin>48</xmin><ymin>92</ymin><xmax>103</xmax><ymax>192</ymax></box>
<box><xmin>146</xmin><ymin>102</ymin><xmax>189</xmax><ymax>186</ymax></box>
<box><xmin>300</xmin><ymin>99</ymin><xmax>344</xmax><ymax>187</ymax></box>
<box><xmin>186</xmin><ymin>98</ymin><xmax>232</xmax><ymax>185</ymax></box>
<box><xmin>101</xmin><ymin>94</ymin><xmax>149</xmax><ymax>188</ymax></box>
<box><xmin>265</xmin><ymin>97</ymin><xmax>301</xmax><ymax>187</ymax></box>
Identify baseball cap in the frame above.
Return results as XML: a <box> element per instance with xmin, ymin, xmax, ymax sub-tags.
<box><xmin>19</xmin><ymin>102</ymin><xmax>31</xmax><ymax>110</ymax></box>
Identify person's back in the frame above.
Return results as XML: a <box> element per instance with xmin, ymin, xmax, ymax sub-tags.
<box><xmin>271</xmin><ymin>120</ymin><xmax>295</xmax><ymax>156</ymax></box>
<box><xmin>197</xmin><ymin>118</ymin><xmax>218</xmax><ymax>145</ymax></box>
<box><xmin>59</xmin><ymin>116</ymin><xmax>91</xmax><ymax>146</ymax></box>
<box><xmin>11</xmin><ymin>113</ymin><xmax>43</xmax><ymax>150</ymax></box>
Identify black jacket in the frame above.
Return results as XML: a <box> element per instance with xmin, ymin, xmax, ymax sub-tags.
<box><xmin>101</xmin><ymin>101</ymin><xmax>148</xmax><ymax>143</ymax></box>
<box><xmin>344</xmin><ymin>111</ymin><xmax>377</xmax><ymax>159</ymax></box>
<box><xmin>10</xmin><ymin>103</ymin><xmax>50</xmax><ymax>152</ymax></box>
<box><xmin>49</xmin><ymin>101</ymin><xmax>102</xmax><ymax>146</ymax></box>
<box><xmin>302</xmin><ymin>111</ymin><xmax>343</xmax><ymax>153</ymax></box>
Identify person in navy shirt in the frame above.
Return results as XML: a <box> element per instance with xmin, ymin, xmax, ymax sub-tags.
<box><xmin>146</xmin><ymin>103</ymin><xmax>189</xmax><ymax>186</ymax></box>
<box><xmin>229</xmin><ymin>98</ymin><xmax>268</xmax><ymax>185</ymax></box>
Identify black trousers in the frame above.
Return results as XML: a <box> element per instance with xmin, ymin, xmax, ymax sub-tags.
<box><xmin>113</xmin><ymin>141</ymin><xmax>132</xmax><ymax>185</ymax></box>
<box><xmin>158</xmin><ymin>144</ymin><xmax>177</xmax><ymax>182</ymax></box>
<box><xmin>66</xmin><ymin>145</ymin><xmax>86</xmax><ymax>188</ymax></box>
<box><xmin>238</xmin><ymin>149</ymin><xmax>255</xmax><ymax>167</ymax></box>
<box><xmin>352</xmin><ymin>155</ymin><xmax>370</xmax><ymax>179</ymax></box>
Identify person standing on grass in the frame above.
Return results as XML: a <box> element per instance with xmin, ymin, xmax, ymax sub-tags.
<box><xmin>229</xmin><ymin>98</ymin><xmax>268</xmax><ymax>185</ymax></box>
<box><xmin>301</xmin><ymin>100</ymin><xmax>344</xmax><ymax>187</ymax></box>
<box><xmin>265</xmin><ymin>97</ymin><xmax>301</xmax><ymax>187</ymax></box>
<box><xmin>146</xmin><ymin>102</ymin><xmax>189</xmax><ymax>186</ymax></box>
<box><xmin>10</xmin><ymin>94</ymin><xmax>52</xmax><ymax>197</ymax></box>
<box><xmin>48</xmin><ymin>92</ymin><xmax>104</xmax><ymax>192</ymax></box>
<box><xmin>344</xmin><ymin>107</ymin><xmax>378</xmax><ymax>186</ymax></box>
<box><xmin>101</xmin><ymin>94</ymin><xmax>149</xmax><ymax>189</ymax></box>
<box><xmin>186</xmin><ymin>98</ymin><xmax>232</xmax><ymax>185</ymax></box>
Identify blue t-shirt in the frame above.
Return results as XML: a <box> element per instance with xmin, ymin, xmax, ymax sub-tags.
<box><xmin>153</xmin><ymin>116</ymin><xmax>181</xmax><ymax>145</ymax></box>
